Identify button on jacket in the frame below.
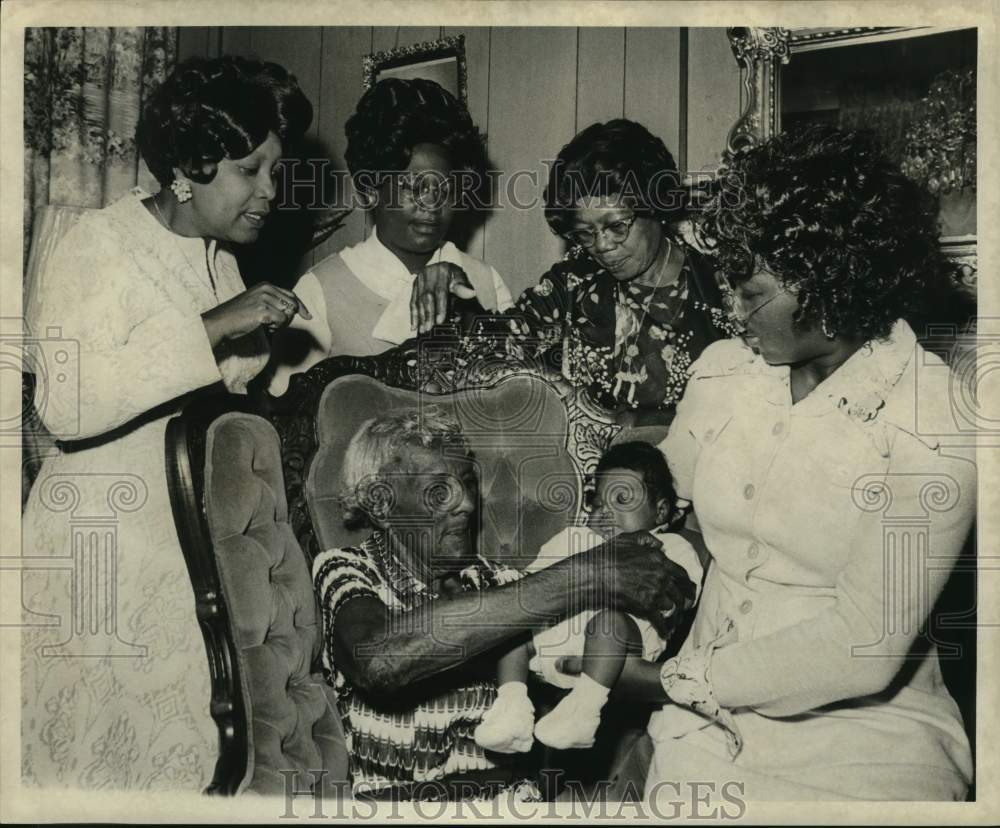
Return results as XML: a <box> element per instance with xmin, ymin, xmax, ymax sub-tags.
<box><xmin>648</xmin><ymin>322</ymin><xmax>975</xmax><ymax>801</ymax></box>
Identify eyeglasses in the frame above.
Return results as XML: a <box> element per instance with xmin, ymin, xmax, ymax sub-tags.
<box><xmin>394</xmin><ymin>173</ymin><xmax>455</xmax><ymax>209</ymax></box>
<box><xmin>563</xmin><ymin>215</ymin><xmax>638</xmax><ymax>249</ymax></box>
<box><xmin>731</xmin><ymin>288</ymin><xmax>786</xmax><ymax>325</ymax></box>
<box><xmin>730</xmin><ymin>285</ymin><xmax>796</xmax><ymax>329</ymax></box>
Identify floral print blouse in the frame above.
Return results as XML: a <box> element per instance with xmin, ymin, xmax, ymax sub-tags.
<box><xmin>507</xmin><ymin>245</ymin><xmax>737</xmax><ymax>415</ymax></box>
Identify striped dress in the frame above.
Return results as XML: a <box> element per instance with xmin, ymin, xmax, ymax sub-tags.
<box><xmin>313</xmin><ymin>533</ymin><xmax>523</xmax><ymax>797</ymax></box>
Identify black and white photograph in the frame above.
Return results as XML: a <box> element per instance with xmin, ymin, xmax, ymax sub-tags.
<box><xmin>2</xmin><ymin>1</ymin><xmax>996</xmax><ymax>822</ymax></box>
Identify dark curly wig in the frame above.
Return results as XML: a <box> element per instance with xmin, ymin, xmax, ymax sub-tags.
<box><xmin>137</xmin><ymin>55</ymin><xmax>313</xmax><ymax>186</ymax></box>
<box><xmin>702</xmin><ymin>125</ymin><xmax>957</xmax><ymax>341</ymax></box>
<box><xmin>544</xmin><ymin>119</ymin><xmax>687</xmax><ymax>236</ymax></box>
<box><xmin>344</xmin><ymin>78</ymin><xmax>488</xmax><ymax>200</ymax></box>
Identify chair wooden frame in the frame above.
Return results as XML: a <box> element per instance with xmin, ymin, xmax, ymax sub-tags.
<box><xmin>166</xmin><ymin>333</ymin><xmax>623</xmax><ymax>795</ymax></box>
<box><xmin>164</xmin><ymin>392</ymin><xmax>261</xmax><ymax>795</ymax></box>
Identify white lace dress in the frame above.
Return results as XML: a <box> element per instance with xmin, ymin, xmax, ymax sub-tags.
<box><xmin>21</xmin><ymin>190</ymin><xmax>268</xmax><ymax>790</ymax></box>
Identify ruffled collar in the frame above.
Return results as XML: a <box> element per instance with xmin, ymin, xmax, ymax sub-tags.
<box><xmin>712</xmin><ymin>321</ymin><xmax>919</xmax><ymax>456</ymax></box>
<box><xmin>708</xmin><ymin>320</ymin><xmax>916</xmax><ymax>422</ymax></box>
<box><xmin>814</xmin><ymin>319</ymin><xmax>915</xmax><ymax>426</ymax></box>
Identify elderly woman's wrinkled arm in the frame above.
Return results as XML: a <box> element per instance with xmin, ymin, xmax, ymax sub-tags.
<box><xmin>330</xmin><ymin>533</ymin><xmax>695</xmax><ymax>697</ymax></box>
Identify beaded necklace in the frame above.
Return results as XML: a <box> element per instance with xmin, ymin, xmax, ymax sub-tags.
<box><xmin>612</xmin><ymin>238</ymin><xmax>686</xmax><ymax>403</ymax></box>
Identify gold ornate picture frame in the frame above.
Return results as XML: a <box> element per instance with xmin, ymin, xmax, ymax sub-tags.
<box><xmin>362</xmin><ymin>34</ymin><xmax>468</xmax><ymax>105</ymax></box>
<box><xmin>725</xmin><ymin>26</ymin><xmax>978</xmax><ymax>290</ymax></box>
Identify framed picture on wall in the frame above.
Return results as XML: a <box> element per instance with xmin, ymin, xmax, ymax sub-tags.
<box><xmin>779</xmin><ymin>27</ymin><xmax>976</xmax><ymax>243</ymax></box>
<box><xmin>362</xmin><ymin>34</ymin><xmax>468</xmax><ymax>104</ymax></box>
<box><xmin>726</xmin><ymin>26</ymin><xmax>978</xmax><ymax>295</ymax></box>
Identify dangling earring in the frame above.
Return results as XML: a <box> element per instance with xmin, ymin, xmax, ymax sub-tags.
<box><xmin>170</xmin><ymin>178</ymin><xmax>192</xmax><ymax>203</ymax></box>
<box><xmin>821</xmin><ymin>314</ymin><xmax>836</xmax><ymax>340</ymax></box>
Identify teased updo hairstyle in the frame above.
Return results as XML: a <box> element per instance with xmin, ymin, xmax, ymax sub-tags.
<box><xmin>702</xmin><ymin>125</ymin><xmax>956</xmax><ymax>342</ymax></box>
<box><xmin>137</xmin><ymin>55</ymin><xmax>313</xmax><ymax>187</ymax></box>
<box><xmin>344</xmin><ymin>78</ymin><xmax>488</xmax><ymax>201</ymax></box>
<box><xmin>544</xmin><ymin>119</ymin><xmax>687</xmax><ymax>237</ymax></box>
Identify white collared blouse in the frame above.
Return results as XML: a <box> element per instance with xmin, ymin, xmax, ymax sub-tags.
<box><xmin>268</xmin><ymin>229</ymin><xmax>512</xmax><ymax>394</ymax></box>
<box><xmin>648</xmin><ymin>320</ymin><xmax>976</xmax><ymax>800</ymax></box>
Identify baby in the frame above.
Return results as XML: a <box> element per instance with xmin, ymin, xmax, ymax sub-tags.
<box><xmin>474</xmin><ymin>441</ymin><xmax>704</xmax><ymax>753</ymax></box>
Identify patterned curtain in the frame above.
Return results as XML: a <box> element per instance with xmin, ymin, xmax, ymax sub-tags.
<box><xmin>21</xmin><ymin>27</ymin><xmax>178</xmax><ymax>506</ymax></box>
<box><xmin>23</xmin><ymin>27</ymin><xmax>178</xmax><ymax>267</ymax></box>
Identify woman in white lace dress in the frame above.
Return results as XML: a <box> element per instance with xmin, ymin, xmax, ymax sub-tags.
<box><xmin>21</xmin><ymin>56</ymin><xmax>313</xmax><ymax>790</ymax></box>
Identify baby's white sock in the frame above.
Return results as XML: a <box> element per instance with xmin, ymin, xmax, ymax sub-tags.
<box><xmin>570</xmin><ymin>673</ymin><xmax>611</xmax><ymax>707</ymax></box>
<box><xmin>534</xmin><ymin>673</ymin><xmax>610</xmax><ymax>750</ymax></box>
<box><xmin>473</xmin><ymin>681</ymin><xmax>535</xmax><ymax>753</ymax></box>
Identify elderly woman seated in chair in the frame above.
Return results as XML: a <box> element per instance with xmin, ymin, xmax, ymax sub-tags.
<box><xmin>312</xmin><ymin>406</ymin><xmax>694</xmax><ymax>801</ymax></box>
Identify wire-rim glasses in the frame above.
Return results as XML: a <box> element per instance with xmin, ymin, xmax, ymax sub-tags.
<box><xmin>563</xmin><ymin>214</ymin><xmax>639</xmax><ymax>249</ymax></box>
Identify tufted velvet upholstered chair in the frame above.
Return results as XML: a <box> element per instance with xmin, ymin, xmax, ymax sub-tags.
<box><xmin>304</xmin><ymin>373</ymin><xmax>583</xmax><ymax>567</ymax></box>
<box><xmin>167</xmin><ymin>399</ymin><xmax>349</xmax><ymax>796</ymax></box>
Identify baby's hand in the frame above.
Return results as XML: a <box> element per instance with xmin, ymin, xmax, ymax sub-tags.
<box><xmin>553</xmin><ymin>655</ymin><xmax>583</xmax><ymax>678</ymax></box>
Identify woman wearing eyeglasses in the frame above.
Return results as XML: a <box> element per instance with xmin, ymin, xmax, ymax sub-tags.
<box><xmin>556</xmin><ymin>126</ymin><xmax>975</xmax><ymax>803</ymax></box>
<box><xmin>268</xmin><ymin>78</ymin><xmax>513</xmax><ymax>395</ymax></box>
<box><xmin>506</xmin><ymin>119</ymin><xmax>735</xmax><ymax>429</ymax></box>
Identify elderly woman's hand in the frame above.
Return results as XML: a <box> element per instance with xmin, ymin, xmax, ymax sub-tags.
<box><xmin>202</xmin><ymin>282</ymin><xmax>311</xmax><ymax>347</ymax></box>
<box><xmin>586</xmin><ymin>530</ymin><xmax>696</xmax><ymax>639</ymax></box>
<box><xmin>410</xmin><ymin>262</ymin><xmax>476</xmax><ymax>334</ymax></box>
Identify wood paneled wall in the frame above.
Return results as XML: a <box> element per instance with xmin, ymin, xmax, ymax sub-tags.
<box><xmin>178</xmin><ymin>26</ymin><xmax>741</xmax><ymax>297</ymax></box>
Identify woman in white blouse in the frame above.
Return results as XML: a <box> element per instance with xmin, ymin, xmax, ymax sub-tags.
<box><xmin>21</xmin><ymin>56</ymin><xmax>312</xmax><ymax>790</ymax></box>
<box><xmin>559</xmin><ymin>127</ymin><xmax>975</xmax><ymax>802</ymax></box>
<box><xmin>268</xmin><ymin>78</ymin><xmax>512</xmax><ymax>395</ymax></box>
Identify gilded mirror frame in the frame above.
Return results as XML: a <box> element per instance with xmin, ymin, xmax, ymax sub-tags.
<box><xmin>724</xmin><ymin>26</ymin><xmax>977</xmax><ymax>291</ymax></box>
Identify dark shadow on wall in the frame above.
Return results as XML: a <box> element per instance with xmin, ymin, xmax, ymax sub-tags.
<box><xmin>236</xmin><ymin>135</ymin><xmax>352</xmax><ymax>290</ymax></box>
<box><xmin>933</xmin><ymin>523</ymin><xmax>977</xmax><ymax>800</ymax></box>
<box><xmin>907</xmin><ymin>277</ymin><xmax>977</xmax><ymax>351</ymax></box>
<box><xmin>236</xmin><ymin>140</ymin><xmax>503</xmax><ymax>289</ymax></box>
<box><xmin>444</xmin><ymin>144</ymin><xmax>501</xmax><ymax>258</ymax></box>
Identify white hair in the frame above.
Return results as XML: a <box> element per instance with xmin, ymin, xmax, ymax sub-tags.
<box><xmin>339</xmin><ymin>405</ymin><xmax>470</xmax><ymax>526</ymax></box>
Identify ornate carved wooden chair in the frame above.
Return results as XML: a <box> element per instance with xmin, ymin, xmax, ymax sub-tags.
<box><xmin>264</xmin><ymin>340</ymin><xmax>616</xmax><ymax>568</ymax></box>
<box><xmin>164</xmin><ymin>332</ymin><xmax>638</xmax><ymax>797</ymax></box>
<box><xmin>260</xmin><ymin>340</ymin><xmax>634</xmax><ymax>793</ymax></box>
